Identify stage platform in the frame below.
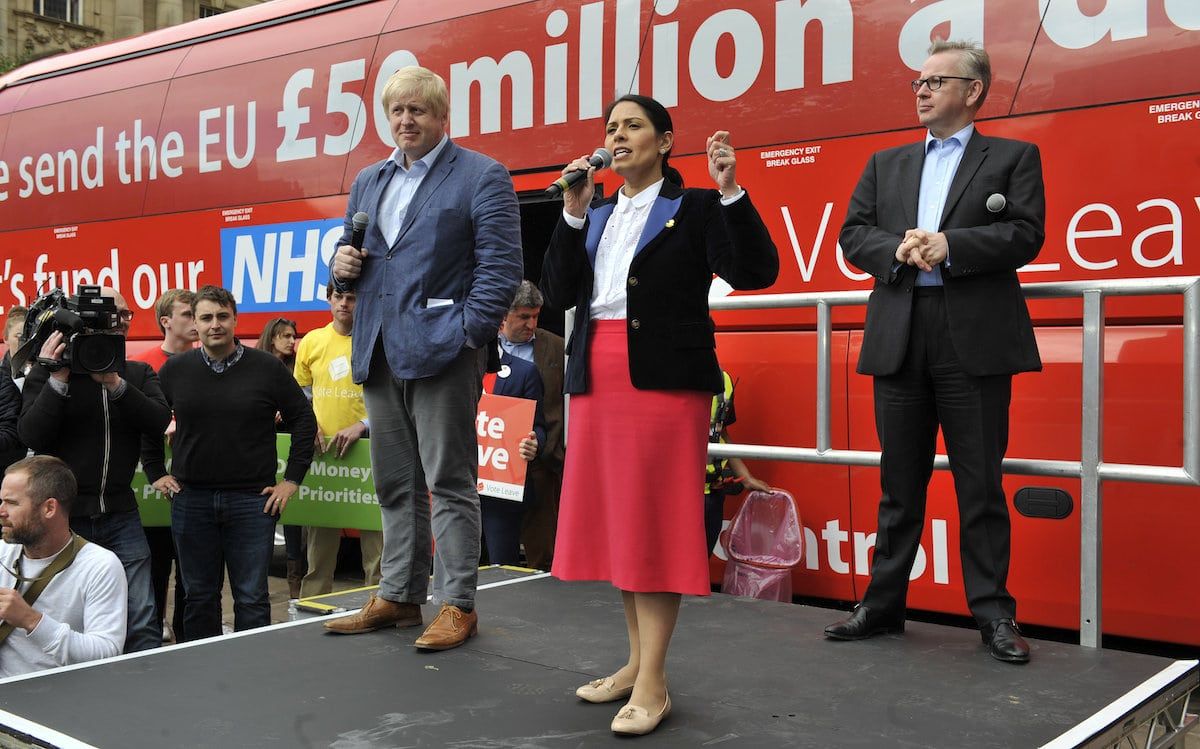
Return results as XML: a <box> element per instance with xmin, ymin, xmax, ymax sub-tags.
<box><xmin>0</xmin><ymin>567</ymin><xmax>1195</xmax><ymax>748</ymax></box>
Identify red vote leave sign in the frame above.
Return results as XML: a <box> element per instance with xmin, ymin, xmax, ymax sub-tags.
<box><xmin>476</xmin><ymin>392</ymin><xmax>535</xmax><ymax>503</ymax></box>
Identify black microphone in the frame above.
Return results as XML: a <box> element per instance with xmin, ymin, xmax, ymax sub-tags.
<box><xmin>546</xmin><ymin>148</ymin><xmax>613</xmax><ymax>197</ymax></box>
<box><xmin>336</xmin><ymin>212</ymin><xmax>370</xmax><ymax>291</ymax></box>
<box><xmin>350</xmin><ymin>211</ymin><xmax>369</xmax><ymax>251</ymax></box>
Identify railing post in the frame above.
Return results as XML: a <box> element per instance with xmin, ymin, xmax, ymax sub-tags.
<box><xmin>817</xmin><ymin>300</ymin><xmax>831</xmax><ymax>453</ymax></box>
<box><xmin>1080</xmin><ymin>290</ymin><xmax>1104</xmax><ymax>648</ymax></box>
<box><xmin>709</xmin><ymin>277</ymin><xmax>1200</xmax><ymax>649</ymax></box>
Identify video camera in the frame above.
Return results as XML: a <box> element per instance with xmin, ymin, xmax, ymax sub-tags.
<box><xmin>11</xmin><ymin>285</ymin><xmax>126</xmax><ymax>377</ymax></box>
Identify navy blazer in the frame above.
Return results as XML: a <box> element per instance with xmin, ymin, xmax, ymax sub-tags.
<box><xmin>841</xmin><ymin>130</ymin><xmax>1045</xmax><ymax>377</ymax></box>
<box><xmin>490</xmin><ymin>350</ymin><xmax>547</xmax><ymax>455</ymax></box>
<box><xmin>541</xmin><ymin>181</ymin><xmax>778</xmax><ymax>395</ymax></box>
<box><xmin>336</xmin><ymin>140</ymin><xmax>523</xmax><ymax>382</ymax></box>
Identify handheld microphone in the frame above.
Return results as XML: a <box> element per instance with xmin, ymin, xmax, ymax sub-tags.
<box><xmin>986</xmin><ymin>193</ymin><xmax>1007</xmax><ymax>214</ymax></box>
<box><xmin>350</xmin><ymin>211</ymin><xmax>369</xmax><ymax>250</ymax></box>
<box><xmin>546</xmin><ymin>148</ymin><xmax>613</xmax><ymax>197</ymax></box>
<box><xmin>336</xmin><ymin>212</ymin><xmax>370</xmax><ymax>291</ymax></box>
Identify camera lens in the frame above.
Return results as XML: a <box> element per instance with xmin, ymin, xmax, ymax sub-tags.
<box><xmin>72</xmin><ymin>335</ymin><xmax>124</xmax><ymax>374</ymax></box>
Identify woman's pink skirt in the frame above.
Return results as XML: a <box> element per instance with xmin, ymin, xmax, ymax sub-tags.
<box><xmin>551</xmin><ymin>320</ymin><xmax>712</xmax><ymax>595</ymax></box>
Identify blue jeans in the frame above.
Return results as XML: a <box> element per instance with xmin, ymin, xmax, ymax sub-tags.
<box><xmin>171</xmin><ymin>488</ymin><xmax>276</xmax><ymax>641</ymax></box>
<box><xmin>70</xmin><ymin>510</ymin><xmax>159</xmax><ymax>653</ymax></box>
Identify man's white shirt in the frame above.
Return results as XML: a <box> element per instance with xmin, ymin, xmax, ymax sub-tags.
<box><xmin>0</xmin><ymin>539</ymin><xmax>127</xmax><ymax>678</ymax></box>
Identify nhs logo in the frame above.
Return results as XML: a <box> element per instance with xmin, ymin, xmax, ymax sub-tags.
<box><xmin>221</xmin><ymin>219</ymin><xmax>343</xmax><ymax>311</ymax></box>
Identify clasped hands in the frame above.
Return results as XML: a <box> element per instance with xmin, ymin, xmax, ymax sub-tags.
<box><xmin>895</xmin><ymin>229</ymin><xmax>948</xmax><ymax>272</ymax></box>
<box><xmin>315</xmin><ymin>421</ymin><xmax>368</xmax><ymax>459</ymax></box>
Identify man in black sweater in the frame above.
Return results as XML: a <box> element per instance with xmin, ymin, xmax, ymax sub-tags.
<box><xmin>18</xmin><ymin>288</ymin><xmax>172</xmax><ymax>652</ymax></box>
<box><xmin>142</xmin><ymin>286</ymin><xmax>315</xmax><ymax>640</ymax></box>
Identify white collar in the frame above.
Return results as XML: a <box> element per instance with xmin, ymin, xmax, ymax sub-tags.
<box><xmin>925</xmin><ymin>123</ymin><xmax>975</xmax><ymax>150</ymax></box>
<box><xmin>385</xmin><ymin>134</ymin><xmax>450</xmax><ymax>172</ymax></box>
<box><xmin>616</xmin><ymin>178</ymin><xmax>665</xmax><ymax>211</ymax></box>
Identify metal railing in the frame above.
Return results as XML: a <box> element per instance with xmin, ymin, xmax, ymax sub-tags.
<box><xmin>707</xmin><ymin>275</ymin><xmax>1200</xmax><ymax>648</ymax></box>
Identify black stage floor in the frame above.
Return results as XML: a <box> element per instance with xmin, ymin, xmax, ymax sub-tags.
<box><xmin>0</xmin><ymin>568</ymin><xmax>1195</xmax><ymax>748</ymax></box>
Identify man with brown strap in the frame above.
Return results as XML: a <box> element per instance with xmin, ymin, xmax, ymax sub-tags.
<box><xmin>0</xmin><ymin>456</ymin><xmax>127</xmax><ymax>677</ymax></box>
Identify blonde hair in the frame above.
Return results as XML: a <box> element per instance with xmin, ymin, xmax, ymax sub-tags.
<box><xmin>380</xmin><ymin>66</ymin><xmax>449</xmax><ymax>119</ymax></box>
<box><xmin>153</xmin><ymin>289</ymin><xmax>195</xmax><ymax>335</ymax></box>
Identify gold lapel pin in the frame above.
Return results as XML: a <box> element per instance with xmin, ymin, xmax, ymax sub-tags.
<box><xmin>665</xmin><ymin>219</ymin><xmax>676</xmax><ymax>228</ymax></box>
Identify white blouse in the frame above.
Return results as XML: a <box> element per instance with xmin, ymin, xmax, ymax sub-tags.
<box><xmin>561</xmin><ymin>180</ymin><xmax>745</xmax><ymax>320</ymax></box>
<box><xmin>562</xmin><ymin>179</ymin><xmax>663</xmax><ymax>320</ymax></box>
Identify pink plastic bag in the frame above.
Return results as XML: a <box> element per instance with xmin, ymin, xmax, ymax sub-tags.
<box><xmin>720</xmin><ymin>489</ymin><xmax>802</xmax><ymax>602</ymax></box>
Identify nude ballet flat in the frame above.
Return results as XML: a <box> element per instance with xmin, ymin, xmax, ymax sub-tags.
<box><xmin>611</xmin><ymin>694</ymin><xmax>672</xmax><ymax>735</ymax></box>
<box><xmin>575</xmin><ymin>676</ymin><xmax>635</xmax><ymax>703</ymax></box>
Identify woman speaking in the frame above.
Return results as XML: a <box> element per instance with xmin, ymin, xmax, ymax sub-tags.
<box><xmin>541</xmin><ymin>94</ymin><xmax>778</xmax><ymax>736</ymax></box>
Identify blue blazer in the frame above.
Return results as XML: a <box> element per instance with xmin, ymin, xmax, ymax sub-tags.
<box><xmin>490</xmin><ymin>350</ymin><xmax>547</xmax><ymax>454</ymax></box>
<box><xmin>336</xmin><ymin>140</ymin><xmax>523</xmax><ymax>382</ymax></box>
<box><xmin>541</xmin><ymin>180</ymin><xmax>778</xmax><ymax>394</ymax></box>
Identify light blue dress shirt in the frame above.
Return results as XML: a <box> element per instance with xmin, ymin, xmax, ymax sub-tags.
<box><xmin>915</xmin><ymin>123</ymin><xmax>974</xmax><ymax>286</ymax></box>
<box><xmin>377</xmin><ymin>134</ymin><xmax>450</xmax><ymax>248</ymax></box>
<box><xmin>498</xmin><ymin>332</ymin><xmax>535</xmax><ymax>363</ymax></box>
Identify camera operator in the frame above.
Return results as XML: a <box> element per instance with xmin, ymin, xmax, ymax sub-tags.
<box><xmin>17</xmin><ymin>287</ymin><xmax>171</xmax><ymax>653</ymax></box>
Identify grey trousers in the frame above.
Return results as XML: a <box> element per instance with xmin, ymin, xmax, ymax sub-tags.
<box><xmin>363</xmin><ymin>343</ymin><xmax>485</xmax><ymax>611</ymax></box>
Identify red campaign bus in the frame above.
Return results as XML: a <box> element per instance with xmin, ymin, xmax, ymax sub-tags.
<box><xmin>1</xmin><ymin>0</ymin><xmax>1197</xmax><ymax>646</ymax></box>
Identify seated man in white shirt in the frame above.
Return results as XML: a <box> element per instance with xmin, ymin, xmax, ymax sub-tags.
<box><xmin>0</xmin><ymin>455</ymin><xmax>127</xmax><ymax>678</ymax></box>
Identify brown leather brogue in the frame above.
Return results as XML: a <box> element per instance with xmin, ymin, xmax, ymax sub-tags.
<box><xmin>413</xmin><ymin>604</ymin><xmax>478</xmax><ymax>650</ymax></box>
<box><xmin>323</xmin><ymin>594</ymin><xmax>423</xmax><ymax>634</ymax></box>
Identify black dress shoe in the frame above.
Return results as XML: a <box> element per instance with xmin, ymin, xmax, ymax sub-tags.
<box><xmin>824</xmin><ymin>605</ymin><xmax>905</xmax><ymax>640</ymax></box>
<box><xmin>982</xmin><ymin>618</ymin><xmax>1030</xmax><ymax>664</ymax></box>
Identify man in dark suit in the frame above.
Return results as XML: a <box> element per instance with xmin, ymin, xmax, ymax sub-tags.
<box><xmin>498</xmin><ymin>281</ymin><xmax>565</xmax><ymax>571</ymax></box>
<box><xmin>323</xmin><ymin>65</ymin><xmax>523</xmax><ymax>651</ymax></box>
<box><xmin>825</xmin><ymin>40</ymin><xmax>1045</xmax><ymax>664</ymax></box>
<box><xmin>480</xmin><ymin>346</ymin><xmax>546</xmax><ymax>566</ymax></box>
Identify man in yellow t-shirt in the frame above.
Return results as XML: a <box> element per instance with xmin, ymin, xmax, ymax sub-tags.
<box><xmin>294</xmin><ymin>287</ymin><xmax>383</xmax><ymax>598</ymax></box>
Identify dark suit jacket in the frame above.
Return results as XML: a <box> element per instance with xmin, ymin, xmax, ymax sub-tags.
<box><xmin>334</xmin><ymin>139</ymin><xmax>523</xmax><ymax>382</ymax></box>
<box><xmin>531</xmin><ymin>329</ymin><xmax>564</xmax><ymax>471</ymax></box>
<box><xmin>541</xmin><ymin>181</ymin><xmax>778</xmax><ymax>394</ymax></box>
<box><xmin>490</xmin><ymin>351</ymin><xmax>547</xmax><ymax>463</ymax></box>
<box><xmin>841</xmin><ymin>130</ymin><xmax>1045</xmax><ymax>377</ymax></box>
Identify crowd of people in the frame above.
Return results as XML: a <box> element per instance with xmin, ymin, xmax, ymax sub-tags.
<box><xmin>0</xmin><ymin>37</ymin><xmax>1042</xmax><ymax>739</ymax></box>
<box><xmin>0</xmin><ymin>274</ymin><xmax>577</xmax><ymax>677</ymax></box>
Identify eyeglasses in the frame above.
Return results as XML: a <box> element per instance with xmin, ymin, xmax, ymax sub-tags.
<box><xmin>911</xmin><ymin>75</ymin><xmax>976</xmax><ymax>93</ymax></box>
<box><xmin>117</xmin><ymin>310</ymin><xmax>134</xmax><ymax>321</ymax></box>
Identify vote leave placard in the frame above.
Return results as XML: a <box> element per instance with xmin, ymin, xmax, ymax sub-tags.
<box><xmin>476</xmin><ymin>392</ymin><xmax>535</xmax><ymax>503</ymax></box>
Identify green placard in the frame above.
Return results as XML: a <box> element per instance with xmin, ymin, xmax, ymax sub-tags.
<box><xmin>135</xmin><ymin>435</ymin><xmax>382</xmax><ymax>531</ymax></box>
<box><xmin>133</xmin><ymin>453</ymin><xmax>172</xmax><ymax>527</ymax></box>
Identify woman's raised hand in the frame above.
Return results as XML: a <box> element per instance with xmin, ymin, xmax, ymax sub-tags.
<box><xmin>562</xmin><ymin>154</ymin><xmax>596</xmax><ymax>219</ymax></box>
<box><xmin>706</xmin><ymin>131</ymin><xmax>740</xmax><ymax>197</ymax></box>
